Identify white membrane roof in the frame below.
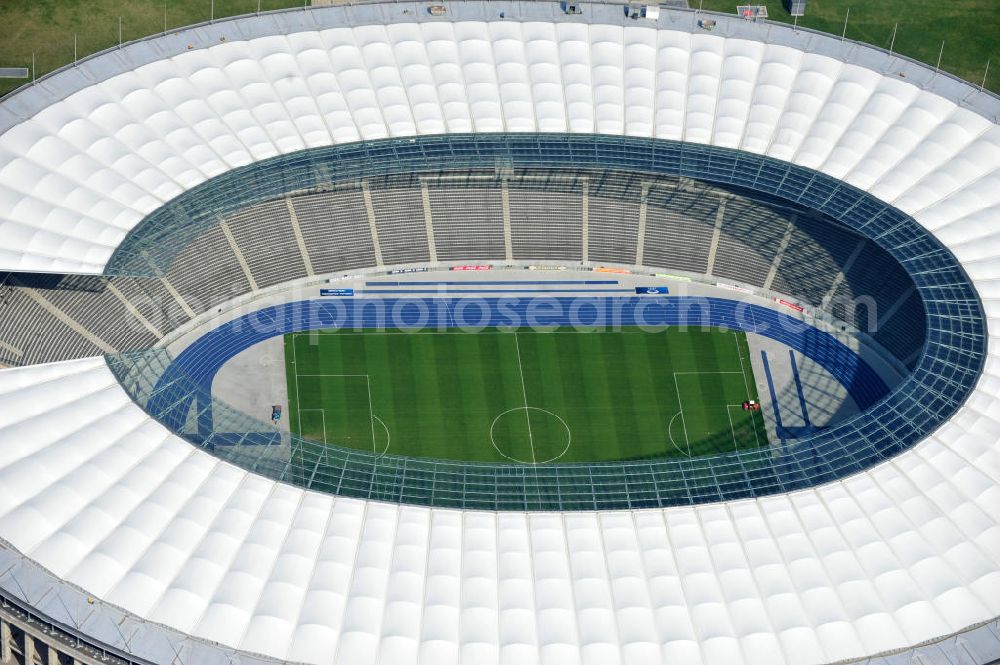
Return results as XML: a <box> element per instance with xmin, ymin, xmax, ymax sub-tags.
<box><xmin>1</xmin><ymin>353</ymin><xmax>999</xmax><ymax>665</ymax></box>
<box><xmin>0</xmin><ymin>5</ymin><xmax>997</xmax><ymax>273</ymax></box>
<box><xmin>0</xmin><ymin>4</ymin><xmax>999</xmax><ymax>665</ymax></box>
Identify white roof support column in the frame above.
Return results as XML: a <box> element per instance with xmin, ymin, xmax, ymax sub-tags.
<box><xmin>502</xmin><ymin>178</ymin><xmax>513</xmax><ymax>261</ymax></box>
<box><xmin>706</xmin><ymin>196</ymin><xmax>727</xmax><ymax>277</ymax></box>
<box><xmin>636</xmin><ymin>182</ymin><xmax>650</xmax><ymax>266</ymax></box>
<box><xmin>22</xmin><ymin>627</ymin><xmax>35</xmax><ymax>665</ymax></box>
<box><xmin>219</xmin><ymin>219</ymin><xmax>259</xmax><ymax>292</ymax></box>
<box><xmin>22</xmin><ymin>289</ymin><xmax>116</xmax><ymax>354</ymax></box>
<box><xmin>1</xmin><ymin>617</ymin><xmax>13</xmax><ymax>664</ymax></box>
<box><xmin>763</xmin><ymin>215</ymin><xmax>797</xmax><ymax>290</ymax></box>
<box><xmin>0</xmin><ymin>339</ymin><xmax>23</xmax><ymax>363</ymax></box>
<box><xmin>285</xmin><ymin>198</ymin><xmax>315</xmax><ymax>277</ymax></box>
<box><xmin>420</xmin><ymin>181</ymin><xmax>438</xmax><ymax>264</ymax></box>
<box><xmin>138</xmin><ymin>250</ymin><xmax>195</xmax><ymax>320</ymax></box>
<box><xmin>105</xmin><ymin>280</ymin><xmax>164</xmax><ymax>339</ymax></box>
<box><xmin>160</xmin><ymin>278</ymin><xmax>196</xmax><ymax>319</ymax></box>
<box><xmin>360</xmin><ymin>183</ymin><xmax>385</xmax><ymax>267</ymax></box>
<box><xmin>581</xmin><ymin>176</ymin><xmax>590</xmax><ymax>264</ymax></box>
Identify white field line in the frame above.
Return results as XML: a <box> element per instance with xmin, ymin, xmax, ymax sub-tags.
<box><xmin>667</xmin><ymin>412</ymin><xmax>690</xmax><ymax>457</ymax></box>
<box><xmin>725</xmin><ymin>405</ymin><xmax>743</xmax><ymax>452</ymax></box>
<box><xmin>299</xmin><ymin>408</ymin><xmax>328</xmax><ymax>444</ymax></box>
<box><xmin>733</xmin><ymin>333</ymin><xmax>762</xmax><ymax>448</ymax></box>
<box><xmin>513</xmin><ymin>332</ymin><xmax>537</xmax><ymax>464</ymax></box>
<box><xmin>296</xmin><ymin>374</ymin><xmax>368</xmax><ymax>377</ymax></box>
<box><xmin>292</xmin><ymin>336</ymin><xmax>303</xmax><ymax>437</ymax></box>
<box><xmin>292</xmin><ymin>330</ymin><xmax>670</xmax><ymax>336</ymax></box>
<box><xmin>674</xmin><ymin>370</ymin><xmax>754</xmax><ymax>455</ymax></box>
<box><xmin>672</xmin><ymin>373</ymin><xmax>692</xmax><ymax>456</ymax></box>
<box><xmin>672</xmin><ymin>371</ymin><xmax>743</xmax><ymax>375</ymax></box>
<box><xmin>293</xmin><ymin>347</ymin><xmax>375</xmax><ymax>450</ymax></box>
<box><xmin>365</xmin><ymin>374</ymin><xmax>377</xmax><ymax>454</ymax></box>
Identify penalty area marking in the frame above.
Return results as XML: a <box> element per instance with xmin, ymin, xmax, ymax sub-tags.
<box><xmin>667</xmin><ymin>411</ymin><xmax>691</xmax><ymax>457</ymax></box>
<box><xmin>672</xmin><ymin>373</ymin><xmax>692</xmax><ymax>454</ymax></box>
<box><xmin>373</xmin><ymin>415</ymin><xmax>391</xmax><ymax>457</ymax></box>
<box><xmin>299</xmin><ymin>408</ymin><xmax>328</xmax><ymax>444</ymax></box>
<box><xmin>732</xmin><ymin>332</ymin><xmax>763</xmax><ymax>448</ymax></box>
<box><xmin>290</xmin><ymin>343</ymin><xmax>387</xmax><ymax>453</ymax></box>
<box><xmin>512</xmin><ymin>332</ymin><xmax>536</xmax><ymax>463</ymax></box>
<box><xmin>490</xmin><ymin>406</ymin><xmax>572</xmax><ymax>464</ymax></box>
<box><xmin>673</xmin><ymin>370</ymin><xmax>756</xmax><ymax>454</ymax></box>
<box><xmin>725</xmin><ymin>405</ymin><xmax>745</xmax><ymax>452</ymax></box>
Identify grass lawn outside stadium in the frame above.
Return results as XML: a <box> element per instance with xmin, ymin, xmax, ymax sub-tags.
<box><xmin>284</xmin><ymin>326</ymin><xmax>768</xmax><ymax>464</ymax></box>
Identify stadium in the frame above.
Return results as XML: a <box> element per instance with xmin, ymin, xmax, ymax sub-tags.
<box><xmin>0</xmin><ymin>2</ymin><xmax>997</xmax><ymax>665</ymax></box>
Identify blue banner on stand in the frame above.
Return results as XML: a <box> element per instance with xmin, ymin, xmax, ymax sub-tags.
<box><xmin>320</xmin><ymin>288</ymin><xmax>354</xmax><ymax>296</ymax></box>
<box><xmin>635</xmin><ymin>286</ymin><xmax>669</xmax><ymax>294</ymax></box>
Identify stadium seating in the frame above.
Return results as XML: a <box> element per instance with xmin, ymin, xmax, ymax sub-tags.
<box><xmin>642</xmin><ymin>182</ymin><xmax>717</xmax><ymax>274</ymax></box>
<box><xmin>769</xmin><ymin>216</ymin><xmax>860</xmax><ymax>306</ymax></box>
<box><xmin>367</xmin><ymin>175</ymin><xmax>433</xmax><ymax>265</ymax></box>
<box><xmin>0</xmin><ymin>287</ymin><xmax>103</xmax><ymax>364</ymax></box>
<box><xmin>37</xmin><ymin>281</ymin><xmax>159</xmax><ymax>352</ymax></box>
<box><xmin>713</xmin><ymin>196</ymin><xmax>788</xmax><ymax>285</ymax></box>
<box><xmin>109</xmin><ymin>276</ymin><xmax>192</xmax><ymax>335</ymax></box>
<box><xmin>163</xmin><ymin>225</ymin><xmax>252</xmax><ymax>316</ymax></box>
<box><xmin>0</xmin><ymin>168</ymin><xmax>926</xmax><ymax>370</ymax></box>
<box><xmin>426</xmin><ymin>176</ymin><xmax>507</xmax><ymax>260</ymax></box>
<box><xmin>291</xmin><ymin>187</ymin><xmax>377</xmax><ymax>274</ymax></box>
<box><xmin>508</xmin><ymin>172</ymin><xmax>584</xmax><ymax>261</ymax></box>
<box><xmin>225</xmin><ymin>200</ymin><xmax>307</xmax><ymax>289</ymax></box>
<box><xmin>587</xmin><ymin>172</ymin><xmax>642</xmax><ymax>264</ymax></box>
<box><xmin>0</xmin><ymin>7</ymin><xmax>992</xmax><ymax>664</ymax></box>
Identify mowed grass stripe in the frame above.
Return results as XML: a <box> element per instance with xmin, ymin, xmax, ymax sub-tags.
<box><xmin>620</xmin><ymin>332</ymin><xmax>671</xmax><ymax>457</ymax></box>
<box><xmin>359</xmin><ymin>333</ymin><xmax>393</xmax><ymax>453</ymax></box>
<box><xmin>598</xmin><ymin>331</ymin><xmax>642</xmax><ymax>461</ymax></box>
<box><xmin>694</xmin><ymin>335</ymin><xmax>728</xmax><ymax>451</ymax></box>
<box><xmin>454</xmin><ymin>333</ymin><xmax>498</xmax><ymax>456</ymax></box>
<box><xmin>736</xmin><ymin>332</ymin><xmax>768</xmax><ymax>445</ymax></box>
<box><xmin>284</xmin><ymin>327</ymin><xmax>768</xmax><ymax>463</ymax></box>
<box><xmin>410</xmin><ymin>334</ymin><xmax>451</xmax><ymax>456</ymax></box>
<box><xmin>573</xmin><ymin>331</ymin><xmax>625</xmax><ymax>460</ymax></box>
<box><xmin>518</xmin><ymin>333</ymin><xmax>572</xmax><ymax>462</ymax></box>
<box><xmin>540</xmin><ymin>337</ymin><xmax>575</xmax><ymax>462</ymax></box>
<box><xmin>642</xmin><ymin>332</ymin><xmax>684</xmax><ymax>455</ymax></box>
<box><xmin>495</xmin><ymin>333</ymin><xmax>537</xmax><ymax>464</ymax></box>
<box><xmin>380</xmin><ymin>332</ymin><xmax>411</xmax><ymax>449</ymax></box>
<box><xmin>479</xmin><ymin>332</ymin><xmax>520</xmax><ymax>455</ymax></box>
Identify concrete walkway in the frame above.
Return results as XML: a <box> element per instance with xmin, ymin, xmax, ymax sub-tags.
<box><xmin>212</xmin><ymin>335</ymin><xmax>290</xmax><ymax>432</ymax></box>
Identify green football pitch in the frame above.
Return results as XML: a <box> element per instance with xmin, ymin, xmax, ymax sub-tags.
<box><xmin>283</xmin><ymin>327</ymin><xmax>768</xmax><ymax>464</ymax></box>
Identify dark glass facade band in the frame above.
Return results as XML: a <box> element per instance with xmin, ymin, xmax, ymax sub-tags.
<box><xmin>106</xmin><ymin>134</ymin><xmax>986</xmax><ymax>510</ymax></box>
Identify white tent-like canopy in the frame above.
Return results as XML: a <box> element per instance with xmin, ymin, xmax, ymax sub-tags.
<box><xmin>0</xmin><ymin>7</ymin><xmax>997</xmax><ymax>274</ymax></box>
<box><xmin>0</xmin><ymin>4</ymin><xmax>998</xmax><ymax>665</ymax></box>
